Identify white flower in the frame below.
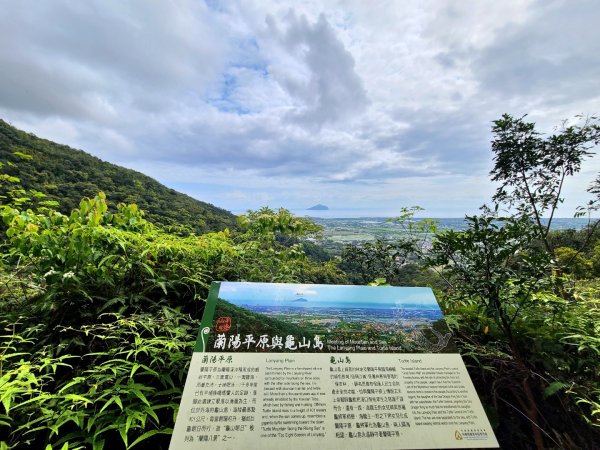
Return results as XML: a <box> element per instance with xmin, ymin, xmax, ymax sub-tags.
<box><xmin>43</xmin><ymin>269</ymin><xmax>58</xmax><ymax>278</ymax></box>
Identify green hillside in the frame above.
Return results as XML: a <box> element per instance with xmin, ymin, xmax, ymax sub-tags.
<box><xmin>206</xmin><ymin>299</ymin><xmax>316</xmax><ymax>352</ymax></box>
<box><xmin>0</xmin><ymin>119</ymin><xmax>237</xmax><ymax>234</ymax></box>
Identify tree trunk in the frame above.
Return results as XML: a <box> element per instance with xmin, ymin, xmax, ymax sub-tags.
<box><xmin>521</xmin><ymin>373</ymin><xmax>545</xmax><ymax>450</ymax></box>
<box><xmin>511</xmin><ymin>344</ymin><xmax>546</xmax><ymax>450</ymax></box>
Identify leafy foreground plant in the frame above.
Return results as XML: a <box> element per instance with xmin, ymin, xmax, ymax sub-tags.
<box><xmin>421</xmin><ymin>113</ymin><xmax>600</xmax><ymax>449</ymax></box>
<box><xmin>428</xmin><ymin>211</ymin><xmax>556</xmax><ymax>448</ymax></box>
<box><xmin>1</xmin><ymin>192</ymin><xmax>211</xmax><ymax>328</ymax></box>
<box><xmin>439</xmin><ymin>283</ymin><xmax>600</xmax><ymax>449</ymax></box>
<box><xmin>0</xmin><ymin>158</ymin><xmax>345</xmax><ymax>449</ymax></box>
<box><xmin>0</xmin><ymin>307</ymin><xmax>195</xmax><ymax>450</ymax></box>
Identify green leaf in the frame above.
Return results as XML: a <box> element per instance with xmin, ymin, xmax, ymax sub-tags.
<box><xmin>127</xmin><ymin>428</ymin><xmax>172</xmax><ymax>449</ymax></box>
<box><xmin>13</xmin><ymin>151</ymin><xmax>33</xmax><ymax>160</ymax></box>
<box><xmin>1</xmin><ymin>394</ymin><xmax>11</xmax><ymax>414</ymax></box>
<box><xmin>156</xmin><ymin>281</ymin><xmax>167</xmax><ymax>295</ymax></box>
<box><xmin>119</xmin><ymin>424</ymin><xmax>128</xmax><ymax>447</ymax></box>
<box><xmin>544</xmin><ymin>381</ymin><xmax>569</xmax><ymax>398</ymax></box>
<box><xmin>132</xmin><ymin>388</ymin><xmax>150</xmax><ymax>406</ymax></box>
<box><xmin>58</xmin><ymin>377</ymin><xmax>86</xmax><ymax>394</ymax></box>
<box><xmin>99</xmin><ymin>396</ymin><xmax>122</xmax><ymax>414</ymax></box>
<box><xmin>144</xmin><ymin>405</ymin><xmax>160</xmax><ymax>424</ymax></box>
<box><xmin>64</xmin><ymin>394</ymin><xmax>93</xmax><ymax>404</ymax></box>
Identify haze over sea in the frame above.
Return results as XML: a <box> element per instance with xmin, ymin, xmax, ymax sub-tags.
<box><xmin>299</xmin><ymin>216</ymin><xmax>593</xmax><ymax>244</ymax></box>
<box><xmin>308</xmin><ymin>217</ymin><xmax>592</xmax><ymax>230</ymax></box>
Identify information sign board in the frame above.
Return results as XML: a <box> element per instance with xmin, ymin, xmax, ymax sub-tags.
<box><xmin>170</xmin><ymin>282</ymin><xmax>499</xmax><ymax>449</ymax></box>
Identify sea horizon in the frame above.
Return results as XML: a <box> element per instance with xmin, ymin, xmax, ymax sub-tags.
<box><xmin>308</xmin><ymin>216</ymin><xmax>594</xmax><ymax>230</ymax></box>
<box><xmin>232</xmin><ymin>208</ymin><xmax>599</xmax><ymax>224</ymax></box>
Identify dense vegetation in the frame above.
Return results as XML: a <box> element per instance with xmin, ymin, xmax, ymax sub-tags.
<box><xmin>1</xmin><ymin>114</ymin><xmax>599</xmax><ymax>449</ymax></box>
<box><xmin>0</xmin><ymin>149</ymin><xmax>345</xmax><ymax>448</ymax></box>
<box><xmin>0</xmin><ymin>119</ymin><xmax>237</xmax><ymax>234</ymax></box>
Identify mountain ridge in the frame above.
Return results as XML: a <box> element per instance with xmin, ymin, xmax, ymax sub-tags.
<box><xmin>0</xmin><ymin>119</ymin><xmax>237</xmax><ymax>234</ymax></box>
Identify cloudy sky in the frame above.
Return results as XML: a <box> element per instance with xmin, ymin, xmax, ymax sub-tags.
<box><xmin>1</xmin><ymin>0</ymin><xmax>599</xmax><ymax>217</ymax></box>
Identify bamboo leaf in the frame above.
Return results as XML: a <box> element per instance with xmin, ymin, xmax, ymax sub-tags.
<box><xmin>127</xmin><ymin>428</ymin><xmax>172</xmax><ymax>449</ymax></box>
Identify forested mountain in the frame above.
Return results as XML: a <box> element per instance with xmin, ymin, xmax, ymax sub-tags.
<box><xmin>0</xmin><ymin>119</ymin><xmax>237</xmax><ymax>234</ymax></box>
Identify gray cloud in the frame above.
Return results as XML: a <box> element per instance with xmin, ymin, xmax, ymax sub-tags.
<box><xmin>131</xmin><ymin>116</ymin><xmax>359</xmax><ymax>178</ymax></box>
<box><xmin>392</xmin><ymin>111</ymin><xmax>493</xmax><ymax>175</ymax></box>
<box><xmin>0</xmin><ymin>0</ymin><xmax>226</xmax><ymax>122</ymax></box>
<box><xmin>265</xmin><ymin>12</ymin><xmax>368</xmax><ymax>129</ymax></box>
<box><xmin>474</xmin><ymin>0</ymin><xmax>600</xmax><ymax>104</ymax></box>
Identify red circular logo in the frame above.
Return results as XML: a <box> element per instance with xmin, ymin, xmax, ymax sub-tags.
<box><xmin>215</xmin><ymin>316</ymin><xmax>232</xmax><ymax>332</ymax></box>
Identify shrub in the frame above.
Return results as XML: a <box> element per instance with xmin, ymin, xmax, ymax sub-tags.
<box><xmin>0</xmin><ymin>308</ymin><xmax>194</xmax><ymax>449</ymax></box>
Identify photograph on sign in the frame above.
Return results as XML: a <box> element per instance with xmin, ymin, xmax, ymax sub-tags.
<box><xmin>203</xmin><ymin>282</ymin><xmax>457</xmax><ymax>354</ymax></box>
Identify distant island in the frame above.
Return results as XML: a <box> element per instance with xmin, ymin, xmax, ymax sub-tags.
<box><xmin>307</xmin><ymin>204</ymin><xmax>329</xmax><ymax>210</ymax></box>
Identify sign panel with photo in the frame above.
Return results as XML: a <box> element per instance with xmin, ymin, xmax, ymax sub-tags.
<box><xmin>170</xmin><ymin>281</ymin><xmax>499</xmax><ymax>449</ymax></box>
